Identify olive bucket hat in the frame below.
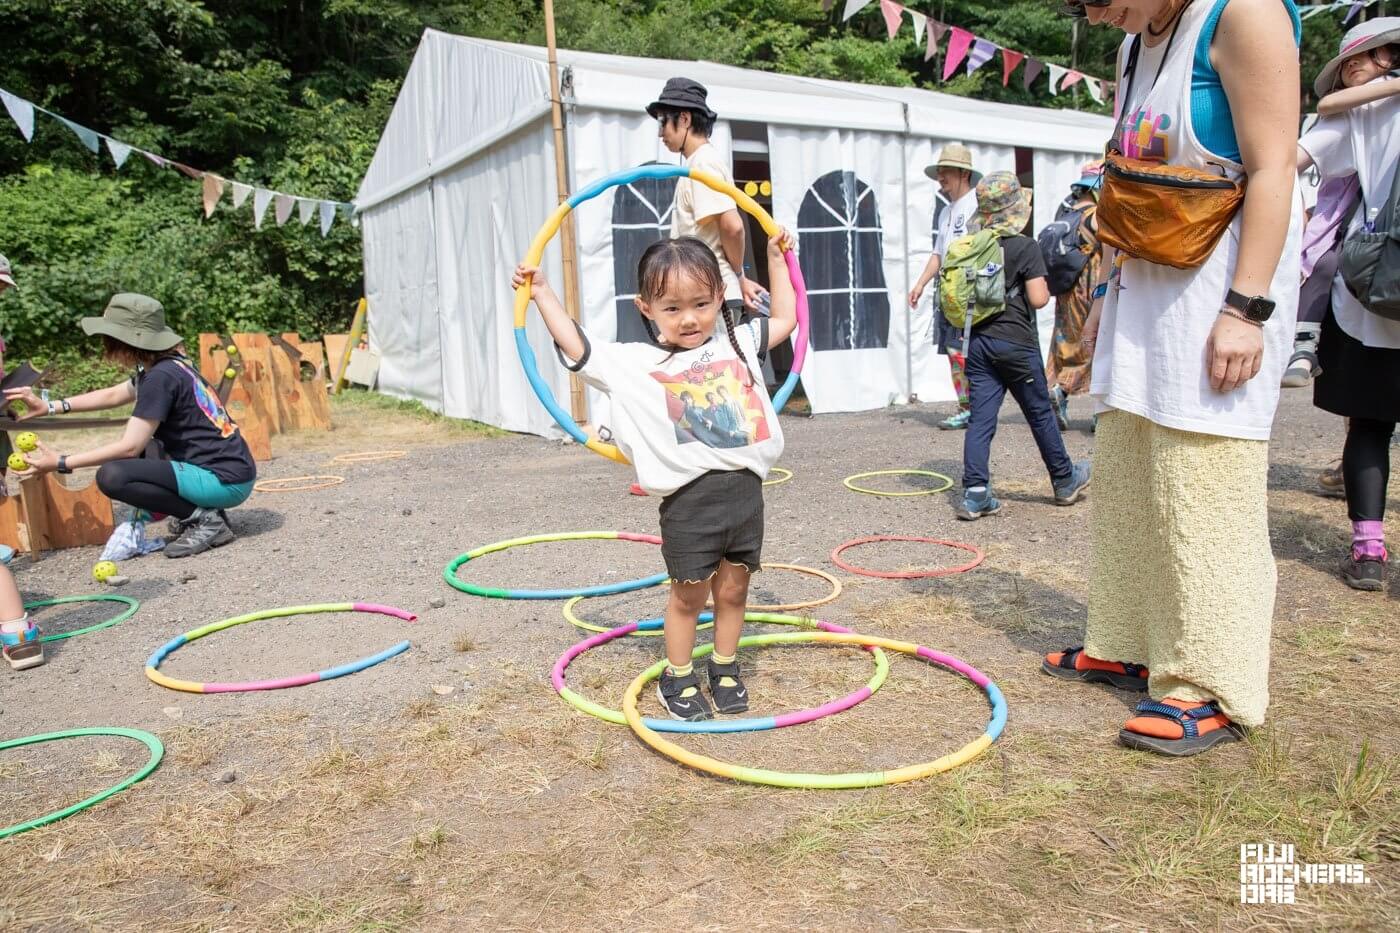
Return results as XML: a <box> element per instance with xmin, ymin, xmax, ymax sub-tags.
<box><xmin>80</xmin><ymin>293</ymin><xmax>183</xmax><ymax>351</ymax></box>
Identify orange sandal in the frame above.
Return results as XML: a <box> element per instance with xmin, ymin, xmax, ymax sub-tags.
<box><xmin>1119</xmin><ymin>698</ymin><xmax>1243</xmax><ymax>757</ymax></box>
<box><xmin>1041</xmin><ymin>647</ymin><xmax>1148</xmax><ymax>691</ymax></box>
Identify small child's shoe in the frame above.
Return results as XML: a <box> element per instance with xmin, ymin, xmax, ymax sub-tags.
<box><xmin>2</xmin><ymin>621</ymin><xmax>44</xmax><ymax>671</ymax></box>
<box><xmin>706</xmin><ymin>658</ymin><xmax>749</xmax><ymax>714</ymax></box>
<box><xmin>657</xmin><ymin>668</ymin><xmax>713</xmax><ymax>721</ymax></box>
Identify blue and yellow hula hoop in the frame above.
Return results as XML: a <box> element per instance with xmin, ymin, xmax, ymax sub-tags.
<box><xmin>514</xmin><ymin>164</ymin><xmax>810</xmax><ymax>464</ymax></box>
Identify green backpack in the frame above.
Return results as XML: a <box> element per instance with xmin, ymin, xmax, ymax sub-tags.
<box><xmin>938</xmin><ymin>229</ymin><xmax>1013</xmax><ymax>351</ymax></box>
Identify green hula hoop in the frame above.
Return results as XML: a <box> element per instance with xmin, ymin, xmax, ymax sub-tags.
<box><xmin>27</xmin><ymin>595</ymin><xmax>140</xmax><ymax>643</ymax></box>
<box><xmin>842</xmin><ymin>469</ymin><xmax>954</xmax><ymax>497</ymax></box>
<box><xmin>562</xmin><ymin>594</ymin><xmax>713</xmax><ymax>636</ymax></box>
<box><xmin>0</xmin><ymin>727</ymin><xmax>164</xmax><ymax>839</ymax></box>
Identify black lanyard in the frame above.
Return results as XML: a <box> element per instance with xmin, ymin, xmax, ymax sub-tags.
<box><xmin>1111</xmin><ymin>6</ymin><xmax>1190</xmax><ymax>150</ymax></box>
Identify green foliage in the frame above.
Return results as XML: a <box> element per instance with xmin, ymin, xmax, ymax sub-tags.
<box><xmin>0</xmin><ymin>0</ymin><xmax>1345</xmax><ymax>368</ymax></box>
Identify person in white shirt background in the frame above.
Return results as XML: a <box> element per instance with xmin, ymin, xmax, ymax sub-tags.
<box><xmin>908</xmin><ymin>143</ymin><xmax>982</xmax><ymax>431</ymax></box>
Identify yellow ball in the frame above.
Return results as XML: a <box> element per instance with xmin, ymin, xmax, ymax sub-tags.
<box><xmin>224</xmin><ymin>367</ymin><xmax>237</xmax><ymax>380</ymax></box>
<box><xmin>14</xmin><ymin>432</ymin><xmax>37</xmax><ymax>452</ymax></box>
<box><xmin>743</xmin><ymin>181</ymin><xmax>759</xmax><ymax>197</ymax></box>
<box><xmin>6</xmin><ymin>453</ymin><xmax>28</xmax><ymax>472</ymax></box>
<box><xmin>92</xmin><ymin>561</ymin><xmax>119</xmax><ymax>583</ymax></box>
<box><xmin>226</xmin><ymin>345</ymin><xmax>239</xmax><ymax>356</ymax></box>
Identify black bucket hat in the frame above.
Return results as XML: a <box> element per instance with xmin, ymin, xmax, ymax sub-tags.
<box><xmin>646</xmin><ymin>77</ymin><xmax>718</xmax><ymax>121</ymax></box>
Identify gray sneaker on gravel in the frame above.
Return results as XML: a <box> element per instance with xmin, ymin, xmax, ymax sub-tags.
<box><xmin>165</xmin><ymin>508</ymin><xmax>234</xmax><ymax>558</ymax></box>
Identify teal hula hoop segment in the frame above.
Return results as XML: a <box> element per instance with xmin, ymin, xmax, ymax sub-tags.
<box><xmin>514</xmin><ymin>163</ymin><xmax>810</xmax><ymax>464</ymax></box>
<box><xmin>0</xmin><ymin>728</ymin><xmax>164</xmax><ymax>839</ymax></box>
<box><xmin>444</xmin><ymin>531</ymin><xmax>668</xmax><ymax>600</ymax></box>
<box><xmin>27</xmin><ymin>594</ymin><xmax>140</xmax><ymax>643</ymax></box>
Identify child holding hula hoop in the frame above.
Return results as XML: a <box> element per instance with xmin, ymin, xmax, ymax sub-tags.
<box><xmin>513</xmin><ymin>232</ymin><xmax>797</xmax><ymax>721</ymax></box>
<box><xmin>6</xmin><ymin>294</ymin><xmax>256</xmax><ymax>559</ymax></box>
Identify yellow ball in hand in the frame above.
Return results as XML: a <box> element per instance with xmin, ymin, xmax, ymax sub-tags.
<box><xmin>14</xmin><ymin>432</ymin><xmax>37</xmax><ymax>452</ymax></box>
<box><xmin>92</xmin><ymin>561</ymin><xmax>119</xmax><ymax>583</ymax></box>
<box><xmin>224</xmin><ymin>367</ymin><xmax>237</xmax><ymax>380</ymax></box>
<box><xmin>6</xmin><ymin>453</ymin><xmax>28</xmax><ymax>472</ymax></box>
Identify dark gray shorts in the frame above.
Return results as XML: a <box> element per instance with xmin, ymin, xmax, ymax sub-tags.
<box><xmin>658</xmin><ymin>469</ymin><xmax>764</xmax><ymax>583</ymax></box>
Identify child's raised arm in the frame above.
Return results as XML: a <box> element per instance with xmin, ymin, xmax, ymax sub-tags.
<box><xmin>1317</xmin><ymin>76</ymin><xmax>1400</xmax><ymax>117</ymax></box>
<box><xmin>512</xmin><ymin>264</ymin><xmax>586</xmax><ymax>362</ymax></box>
<box><xmin>764</xmin><ymin>229</ymin><xmax>798</xmax><ymax>349</ymax></box>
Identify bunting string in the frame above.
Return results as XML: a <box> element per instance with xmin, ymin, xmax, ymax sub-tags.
<box><xmin>0</xmin><ymin>84</ymin><xmax>355</xmax><ymax>234</ymax></box>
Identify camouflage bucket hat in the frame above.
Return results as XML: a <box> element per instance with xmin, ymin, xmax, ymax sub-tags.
<box><xmin>80</xmin><ymin>293</ymin><xmax>183</xmax><ymax>352</ymax></box>
<box><xmin>972</xmin><ymin>171</ymin><xmax>1033</xmax><ymax>236</ymax></box>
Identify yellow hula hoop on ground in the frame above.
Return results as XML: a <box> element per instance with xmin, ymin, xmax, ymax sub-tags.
<box><xmin>330</xmin><ymin>450</ymin><xmax>407</xmax><ymax>464</ymax></box>
<box><xmin>764</xmin><ymin>467</ymin><xmax>794</xmax><ymax>487</ymax></box>
<box><xmin>254</xmin><ymin>475</ymin><xmax>347</xmax><ymax>493</ymax></box>
<box><xmin>842</xmin><ymin>469</ymin><xmax>954</xmax><ymax>497</ymax></box>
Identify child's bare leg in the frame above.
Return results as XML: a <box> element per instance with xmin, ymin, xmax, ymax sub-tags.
<box><xmin>0</xmin><ymin>565</ymin><xmax>22</xmax><ymax>625</ymax></box>
<box><xmin>663</xmin><ymin>579</ymin><xmax>710</xmax><ymax>669</ymax></box>
<box><xmin>709</xmin><ymin>561</ymin><xmax>750</xmax><ymax>657</ymax></box>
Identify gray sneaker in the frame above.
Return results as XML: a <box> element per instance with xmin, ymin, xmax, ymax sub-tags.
<box><xmin>165</xmin><ymin>508</ymin><xmax>235</xmax><ymax>558</ymax></box>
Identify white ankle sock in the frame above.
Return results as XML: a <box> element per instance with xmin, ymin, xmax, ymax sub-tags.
<box><xmin>1</xmin><ymin>612</ymin><xmax>30</xmax><ymax>635</ymax></box>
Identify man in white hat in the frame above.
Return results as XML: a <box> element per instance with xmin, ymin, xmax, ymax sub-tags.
<box><xmin>910</xmin><ymin>143</ymin><xmax>982</xmax><ymax>430</ymax></box>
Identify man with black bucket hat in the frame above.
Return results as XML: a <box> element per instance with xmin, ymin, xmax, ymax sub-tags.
<box><xmin>647</xmin><ymin>77</ymin><xmax>763</xmax><ymax>313</ymax></box>
<box><xmin>4</xmin><ymin>293</ymin><xmax>257</xmax><ymax>558</ymax></box>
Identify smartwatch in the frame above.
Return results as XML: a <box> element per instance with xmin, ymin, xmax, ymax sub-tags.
<box><xmin>57</xmin><ymin>455</ymin><xmax>72</xmax><ymax>475</ymax></box>
<box><xmin>1224</xmin><ymin>289</ymin><xmax>1275</xmax><ymax>324</ymax></box>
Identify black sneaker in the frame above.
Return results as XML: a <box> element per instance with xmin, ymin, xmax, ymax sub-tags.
<box><xmin>706</xmin><ymin>658</ymin><xmax>749</xmax><ymax>714</ymax></box>
<box><xmin>165</xmin><ymin>508</ymin><xmax>235</xmax><ymax>559</ymax></box>
<box><xmin>657</xmin><ymin>669</ymin><xmax>713</xmax><ymax>721</ymax></box>
<box><xmin>1341</xmin><ymin>552</ymin><xmax>1385</xmax><ymax>592</ymax></box>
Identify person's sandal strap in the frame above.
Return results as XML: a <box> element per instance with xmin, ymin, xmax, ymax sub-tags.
<box><xmin>659</xmin><ymin>670</ymin><xmax>702</xmax><ymax>699</ymax></box>
<box><xmin>1132</xmin><ymin>699</ymin><xmax>1221</xmax><ymax>738</ymax></box>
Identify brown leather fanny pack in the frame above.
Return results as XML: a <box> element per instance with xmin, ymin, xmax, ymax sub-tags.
<box><xmin>1097</xmin><ymin>149</ymin><xmax>1245</xmax><ymax>270</ymax></box>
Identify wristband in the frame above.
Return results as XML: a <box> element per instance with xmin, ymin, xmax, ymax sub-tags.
<box><xmin>1220</xmin><ymin>308</ymin><xmax>1263</xmax><ymax>329</ymax></box>
<box><xmin>61</xmin><ymin>399</ymin><xmax>71</xmax><ymax>413</ymax></box>
<box><xmin>46</xmin><ymin>400</ymin><xmax>56</xmax><ymax>416</ymax></box>
<box><xmin>57</xmin><ymin>455</ymin><xmax>71</xmax><ymax>475</ymax></box>
<box><xmin>1091</xmin><ymin>282</ymin><xmax>1108</xmax><ymax>301</ymax></box>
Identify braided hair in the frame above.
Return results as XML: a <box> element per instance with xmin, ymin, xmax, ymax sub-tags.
<box><xmin>636</xmin><ymin>237</ymin><xmax>753</xmax><ymax>386</ymax></box>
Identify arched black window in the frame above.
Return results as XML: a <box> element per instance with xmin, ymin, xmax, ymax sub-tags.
<box><xmin>611</xmin><ymin>168</ymin><xmax>678</xmax><ymax>344</ymax></box>
<box><xmin>795</xmin><ymin>170</ymin><xmax>889</xmax><ymax>351</ymax></box>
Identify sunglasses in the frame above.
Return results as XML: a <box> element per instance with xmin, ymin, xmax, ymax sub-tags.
<box><xmin>1060</xmin><ymin>0</ymin><xmax>1112</xmax><ymax>17</ymax></box>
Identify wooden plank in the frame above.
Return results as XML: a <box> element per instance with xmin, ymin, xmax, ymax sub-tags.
<box><xmin>16</xmin><ymin>475</ymin><xmax>51</xmax><ymax>557</ymax></box>
<box><xmin>200</xmin><ymin>333</ymin><xmax>271</xmax><ymax>459</ymax></box>
<box><xmin>323</xmin><ymin>334</ymin><xmax>349</xmax><ymax>388</ymax></box>
<box><xmin>267</xmin><ymin>338</ymin><xmax>309</xmax><ymax>431</ymax></box>
<box><xmin>199</xmin><ymin>334</ymin><xmax>227</xmax><ymax>386</ymax></box>
<box><xmin>0</xmin><ymin>494</ymin><xmax>25</xmax><ymax>554</ymax></box>
<box><xmin>38</xmin><ymin>473</ymin><xmax>113</xmax><ymax>550</ymax></box>
<box><xmin>295</xmin><ymin>341</ymin><xmax>333</xmax><ymax>430</ymax></box>
<box><xmin>231</xmin><ymin>334</ymin><xmax>281</xmax><ymax>435</ymax></box>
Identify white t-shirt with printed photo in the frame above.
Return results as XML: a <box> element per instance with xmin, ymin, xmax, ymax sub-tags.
<box><xmin>672</xmin><ymin>142</ymin><xmax>742</xmax><ymax>302</ymax></box>
<box><xmin>563</xmin><ymin>319</ymin><xmax>783</xmax><ymax>496</ymax></box>
<box><xmin>934</xmin><ymin>189</ymin><xmax>979</xmax><ymax>259</ymax></box>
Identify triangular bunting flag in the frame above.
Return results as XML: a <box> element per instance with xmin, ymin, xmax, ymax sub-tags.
<box><xmin>924</xmin><ymin>21</ymin><xmax>945</xmax><ymax>61</ymax></box>
<box><xmin>319</xmin><ymin>201</ymin><xmax>337</xmax><ymax>236</ymax></box>
<box><xmin>909</xmin><ymin>10</ymin><xmax>927</xmax><ymax>45</ymax></box>
<box><xmin>57</xmin><ymin>116</ymin><xmax>100</xmax><ymax>153</ymax></box>
<box><xmin>879</xmin><ymin>0</ymin><xmax>904</xmax><ymax>39</ymax></box>
<box><xmin>253</xmin><ymin>189</ymin><xmax>274</xmax><ymax>229</ymax></box>
<box><xmin>171</xmin><ymin>161</ymin><xmax>204</xmax><ymax>181</ymax></box>
<box><xmin>201</xmin><ymin>174</ymin><xmax>225</xmax><ymax>217</ymax></box>
<box><xmin>943</xmin><ymin>28</ymin><xmax>974</xmax><ymax>82</ymax></box>
<box><xmin>1085</xmin><ymin>77</ymin><xmax>1104</xmax><ymax>104</ymax></box>
<box><xmin>104</xmin><ymin>137</ymin><xmax>132</xmax><ymax>168</ymax></box>
<box><xmin>822</xmin><ymin>0</ymin><xmax>836</xmax><ymax>10</ymax></box>
<box><xmin>274</xmin><ymin>193</ymin><xmax>295</xmax><ymax>226</ymax></box>
<box><xmin>842</xmin><ymin>0</ymin><xmax>873</xmax><ymax>21</ymax></box>
<box><xmin>297</xmin><ymin>198</ymin><xmax>315</xmax><ymax>225</ymax></box>
<box><xmin>0</xmin><ymin>89</ymin><xmax>34</xmax><ymax>142</ymax></box>
<box><xmin>966</xmin><ymin>38</ymin><xmax>997</xmax><ymax>76</ymax></box>
<box><xmin>1344</xmin><ymin>2</ymin><xmax>1363</xmax><ymax>23</ymax></box>
<box><xmin>1023</xmin><ymin>58</ymin><xmax>1046</xmax><ymax>91</ymax></box>
<box><xmin>230</xmin><ymin>181</ymin><xmax>253</xmax><ymax>209</ymax></box>
<box><xmin>141</xmin><ymin>149</ymin><xmax>168</xmax><ymax>168</ymax></box>
<box><xmin>1046</xmin><ymin>64</ymin><xmax>1068</xmax><ymax>97</ymax></box>
<box><xmin>1001</xmin><ymin>49</ymin><xmax>1025</xmax><ymax>87</ymax></box>
<box><xmin>1061</xmin><ymin>69</ymin><xmax>1085</xmax><ymax>91</ymax></box>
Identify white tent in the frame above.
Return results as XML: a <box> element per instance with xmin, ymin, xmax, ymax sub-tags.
<box><xmin>356</xmin><ymin>30</ymin><xmax>1114</xmax><ymax>435</ymax></box>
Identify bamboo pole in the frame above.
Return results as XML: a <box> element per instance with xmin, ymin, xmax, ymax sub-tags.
<box><xmin>544</xmin><ymin>0</ymin><xmax>589</xmax><ymax>424</ymax></box>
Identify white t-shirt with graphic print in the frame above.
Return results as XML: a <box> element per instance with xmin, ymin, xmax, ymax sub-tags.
<box><xmin>563</xmin><ymin>319</ymin><xmax>783</xmax><ymax>496</ymax></box>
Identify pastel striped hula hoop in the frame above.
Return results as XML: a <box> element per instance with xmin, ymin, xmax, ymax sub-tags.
<box><xmin>445</xmin><ymin>531</ymin><xmax>667</xmax><ymax>599</ymax></box>
<box><xmin>26</xmin><ymin>594</ymin><xmax>139</xmax><ymax>643</ymax></box>
<box><xmin>330</xmin><ymin>450</ymin><xmax>407</xmax><ymax>464</ymax></box>
<box><xmin>254</xmin><ymin>475</ymin><xmax>346</xmax><ymax>493</ymax></box>
<box><xmin>830</xmin><ymin>535</ymin><xmax>985</xmax><ymax>579</ymax></box>
<box><xmin>623</xmin><ymin>632</ymin><xmax>1007</xmax><ymax>788</ymax></box>
<box><xmin>842</xmin><ymin>469</ymin><xmax>954</xmax><ymax>496</ymax></box>
<box><xmin>145</xmin><ymin>603</ymin><xmax>416</xmax><ymax>693</ymax></box>
<box><xmin>555</xmin><ymin>612</ymin><xmax>888</xmax><ymax>734</ymax></box>
<box><xmin>763</xmin><ymin>467</ymin><xmax>793</xmax><ymax>487</ymax></box>
<box><xmin>0</xmin><ymin>728</ymin><xmax>164</xmax><ymax>839</ymax></box>
<box><xmin>515</xmin><ymin>164</ymin><xmax>810</xmax><ymax>464</ymax></box>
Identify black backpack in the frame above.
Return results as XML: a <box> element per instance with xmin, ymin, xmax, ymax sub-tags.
<box><xmin>1037</xmin><ymin>201</ymin><xmax>1094</xmax><ymax>296</ymax></box>
<box><xmin>1340</xmin><ymin>155</ymin><xmax>1400</xmax><ymax>321</ymax></box>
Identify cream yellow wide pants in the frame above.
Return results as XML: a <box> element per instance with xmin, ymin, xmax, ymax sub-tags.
<box><xmin>1084</xmin><ymin>410</ymin><xmax>1275</xmax><ymax>726</ymax></box>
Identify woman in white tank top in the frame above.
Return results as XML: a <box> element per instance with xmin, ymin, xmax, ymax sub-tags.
<box><xmin>1040</xmin><ymin>0</ymin><xmax>1303</xmax><ymax>756</ymax></box>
